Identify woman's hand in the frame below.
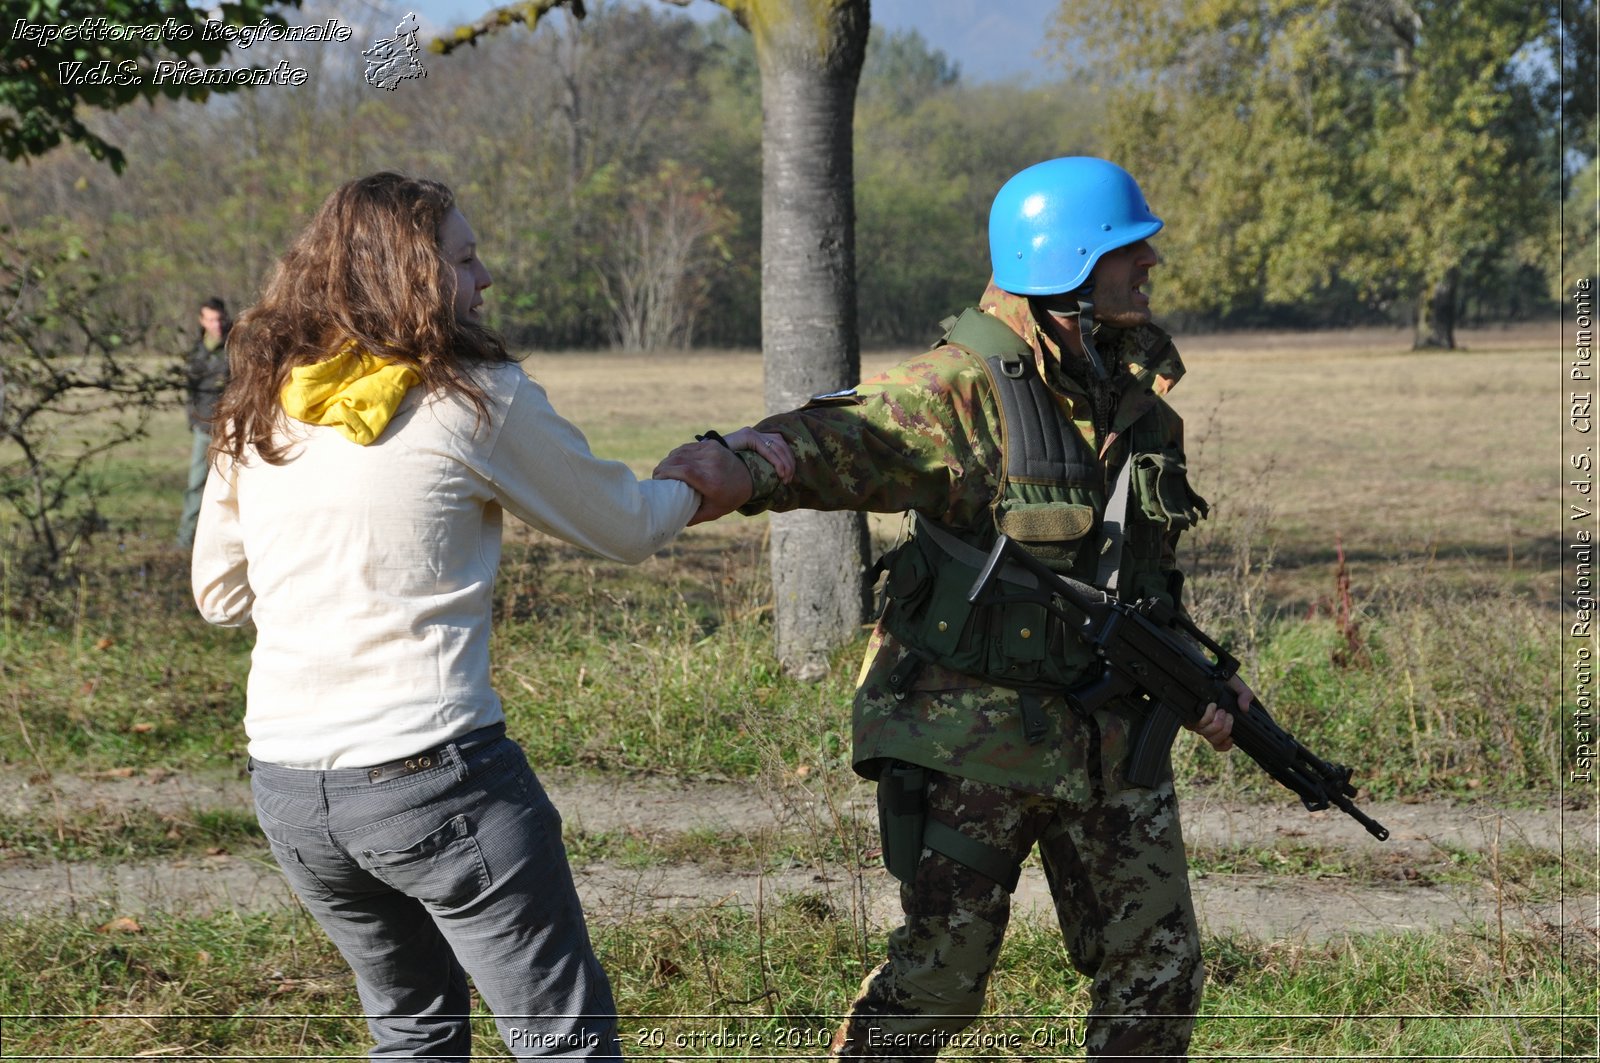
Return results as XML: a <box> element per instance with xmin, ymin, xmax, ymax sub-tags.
<box><xmin>1186</xmin><ymin>674</ymin><xmax>1254</xmax><ymax>753</ymax></box>
<box><xmin>722</xmin><ymin>428</ymin><xmax>795</xmax><ymax>483</ymax></box>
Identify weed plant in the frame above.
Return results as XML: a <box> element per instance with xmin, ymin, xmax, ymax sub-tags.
<box><xmin>1166</xmin><ymin>555</ymin><xmax>1560</xmax><ymax>803</ymax></box>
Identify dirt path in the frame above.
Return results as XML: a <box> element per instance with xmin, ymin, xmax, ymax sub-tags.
<box><xmin>1</xmin><ymin>766</ymin><xmax>1592</xmax><ymax>942</ymax></box>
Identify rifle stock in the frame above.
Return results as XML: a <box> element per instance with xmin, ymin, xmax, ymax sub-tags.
<box><xmin>967</xmin><ymin>535</ymin><xmax>1389</xmax><ymax>841</ymax></box>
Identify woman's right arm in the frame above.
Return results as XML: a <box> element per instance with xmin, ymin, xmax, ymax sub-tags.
<box><xmin>191</xmin><ymin>452</ymin><xmax>255</xmax><ymax>626</ymax></box>
<box><xmin>484</xmin><ymin>375</ymin><xmax>699</xmax><ymax>564</ymax></box>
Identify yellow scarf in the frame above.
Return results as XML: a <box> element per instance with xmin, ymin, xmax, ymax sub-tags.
<box><xmin>280</xmin><ymin>343</ymin><xmax>422</xmax><ymax>445</ymax></box>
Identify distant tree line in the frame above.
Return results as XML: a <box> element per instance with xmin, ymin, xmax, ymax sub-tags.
<box><xmin>1056</xmin><ymin>0</ymin><xmax>1592</xmax><ymax>348</ymax></box>
<box><xmin>0</xmin><ymin>1</ymin><xmax>1582</xmax><ymax>353</ymax></box>
<box><xmin>0</xmin><ymin>7</ymin><xmax>1089</xmax><ymax>351</ymax></box>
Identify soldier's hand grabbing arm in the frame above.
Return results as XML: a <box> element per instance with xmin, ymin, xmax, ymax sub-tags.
<box><xmin>654</xmin><ymin>429</ymin><xmax>794</xmax><ymax>525</ymax></box>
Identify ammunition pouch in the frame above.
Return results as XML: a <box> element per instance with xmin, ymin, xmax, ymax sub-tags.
<box><xmin>993</xmin><ymin>499</ymin><xmax>1096</xmax><ymax>568</ymax></box>
<box><xmin>878</xmin><ymin>519</ymin><xmax>1099</xmax><ymax>698</ymax></box>
<box><xmin>1121</xmin><ymin>447</ymin><xmax>1207</xmax><ymax>608</ymax></box>
<box><xmin>1130</xmin><ymin>450</ymin><xmax>1209</xmax><ymax>531</ymax></box>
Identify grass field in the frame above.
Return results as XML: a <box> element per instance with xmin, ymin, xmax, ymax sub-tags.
<box><xmin>1</xmin><ymin>322</ymin><xmax>1591</xmax><ymax>1060</ymax></box>
<box><xmin>4</xmin><ymin>323</ymin><xmax>1563</xmax><ymax>786</ymax></box>
<box><xmin>1</xmin><ymin>908</ymin><xmax>1591</xmax><ymax>1059</ymax></box>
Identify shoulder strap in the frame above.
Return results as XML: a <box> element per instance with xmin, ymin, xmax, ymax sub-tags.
<box><xmin>942</xmin><ymin>307</ymin><xmax>1032</xmax><ymax>374</ymax></box>
<box><xmin>1094</xmin><ymin>457</ymin><xmax>1138</xmax><ymax>594</ymax></box>
<box><xmin>975</xmin><ymin>354</ymin><xmax>1081</xmax><ymax>484</ymax></box>
<box><xmin>936</xmin><ymin>308</ymin><xmax>1156</xmax><ymax>593</ymax></box>
<box><xmin>938</xmin><ymin>309</ymin><xmax>1078</xmax><ymax>485</ymax></box>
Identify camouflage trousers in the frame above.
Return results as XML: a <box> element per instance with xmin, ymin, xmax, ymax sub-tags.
<box><xmin>830</xmin><ymin>770</ymin><xmax>1202</xmax><ymax>1062</ymax></box>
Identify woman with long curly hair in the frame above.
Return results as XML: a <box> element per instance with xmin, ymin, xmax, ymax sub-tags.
<box><xmin>192</xmin><ymin>172</ymin><xmax>769</xmax><ymax>1059</ymax></box>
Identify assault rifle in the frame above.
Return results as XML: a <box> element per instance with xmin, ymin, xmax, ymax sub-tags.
<box><xmin>968</xmin><ymin>534</ymin><xmax>1389</xmax><ymax>841</ymax></box>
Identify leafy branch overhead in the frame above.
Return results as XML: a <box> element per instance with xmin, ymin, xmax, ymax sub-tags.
<box><xmin>428</xmin><ymin>0</ymin><xmax>879</xmax><ymax>58</ymax></box>
<box><xmin>0</xmin><ymin>0</ymin><xmax>303</xmax><ymax>172</ymax></box>
<box><xmin>428</xmin><ymin>0</ymin><xmax>586</xmax><ymax>54</ymax></box>
<box><xmin>426</xmin><ymin>0</ymin><xmax>740</xmax><ymax>56</ymax></box>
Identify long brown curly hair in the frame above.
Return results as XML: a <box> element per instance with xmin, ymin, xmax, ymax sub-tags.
<box><xmin>212</xmin><ymin>172</ymin><xmax>509</xmax><ymax>465</ymax></box>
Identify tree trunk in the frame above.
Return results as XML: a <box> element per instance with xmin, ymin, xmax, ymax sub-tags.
<box><xmin>752</xmin><ymin>0</ymin><xmax>872</xmax><ymax>679</ymax></box>
<box><xmin>1413</xmin><ymin>267</ymin><xmax>1458</xmax><ymax>349</ymax></box>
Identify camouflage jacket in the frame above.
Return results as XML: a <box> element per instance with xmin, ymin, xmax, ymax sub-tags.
<box><xmin>736</xmin><ymin>282</ymin><xmax>1200</xmax><ymax>799</ymax></box>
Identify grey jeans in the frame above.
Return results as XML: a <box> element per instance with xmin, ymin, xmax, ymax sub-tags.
<box><xmin>177</xmin><ymin>428</ymin><xmax>210</xmax><ymax>549</ymax></box>
<box><xmin>250</xmin><ymin>724</ymin><xmax>620</xmax><ymax>1060</ymax></box>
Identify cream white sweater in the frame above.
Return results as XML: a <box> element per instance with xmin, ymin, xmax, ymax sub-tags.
<box><xmin>192</xmin><ymin>361</ymin><xmax>697</xmax><ymax>769</ymax></box>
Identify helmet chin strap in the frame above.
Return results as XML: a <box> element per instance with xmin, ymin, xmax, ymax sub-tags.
<box><xmin>1060</xmin><ymin>291</ymin><xmax>1108</xmax><ymax>383</ymax></box>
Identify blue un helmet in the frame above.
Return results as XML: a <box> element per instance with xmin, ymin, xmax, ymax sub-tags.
<box><xmin>988</xmin><ymin>157</ymin><xmax>1163</xmax><ymax>296</ymax></box>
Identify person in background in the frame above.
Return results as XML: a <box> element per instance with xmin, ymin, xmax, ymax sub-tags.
<box><xmin>177</xmin><ymin>296</ymin><xmax>230</xmax><ymax>549</ymax></box>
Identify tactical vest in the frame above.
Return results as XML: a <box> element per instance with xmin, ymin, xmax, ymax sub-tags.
<box><xmin>877</xmin><ymin>308</ymin><xmax>1207</xmax><ymax>698</ymax></box>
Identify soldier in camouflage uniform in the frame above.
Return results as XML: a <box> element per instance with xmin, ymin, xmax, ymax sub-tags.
<box><xmin>657</xmin><ymin>157</ymin><xmax>1251</xmax><ymax>1062</ymax></box>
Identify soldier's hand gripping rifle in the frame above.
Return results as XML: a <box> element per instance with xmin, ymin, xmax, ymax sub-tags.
<box><xmin>968</xmin><ymin>534</ymin><xmax>1389</xmax><ymax>841</ymax></box>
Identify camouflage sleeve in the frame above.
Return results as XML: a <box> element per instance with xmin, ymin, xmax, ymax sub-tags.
<box><xmin>734</xmin><ymin>347</ymin><xmax>1003</xmax><ymax>528</ymax></box>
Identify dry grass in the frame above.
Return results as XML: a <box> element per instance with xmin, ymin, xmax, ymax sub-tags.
<box><xmin>525</xmin><ymin>322</ymin><xmax>1559</xmax><ymax>608</ymax></box>
<box><xmin>1173</xmin><ymin>321</ymin><xmax>1558</xmax><ymax>606</ymax></box>
<box><xmin>522</xmin><ymin>349</ymin><xmax>771</xmax><ymax>475</ymax></box>
<box><xmin>65</xmin><ymin>322</ymin><xmax>1546</xmax><ymax>599</ymax></box>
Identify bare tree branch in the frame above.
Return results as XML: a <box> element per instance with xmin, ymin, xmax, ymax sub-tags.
<box><xmin>0</xmin><ymin>231</ymin><xmax>179</xmax><ymax>588</ymax></box>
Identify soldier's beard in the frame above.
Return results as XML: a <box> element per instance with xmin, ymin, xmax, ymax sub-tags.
<box><xmin>1093</xmin><ymin>307</ymin><xmax>1153</xmax><ymax>329</ymax></box>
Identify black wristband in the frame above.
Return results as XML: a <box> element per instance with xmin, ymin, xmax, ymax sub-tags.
<box><xmin>695</xmin><ymin>430</ymin><xmax>731</xmax><ymax>450</ymax></box>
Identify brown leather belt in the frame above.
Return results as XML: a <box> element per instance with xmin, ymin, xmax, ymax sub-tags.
<box><xmin>366</xmin><ymin>745</ymin><xmax>452</xmax><ymax>783</ymax></box>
